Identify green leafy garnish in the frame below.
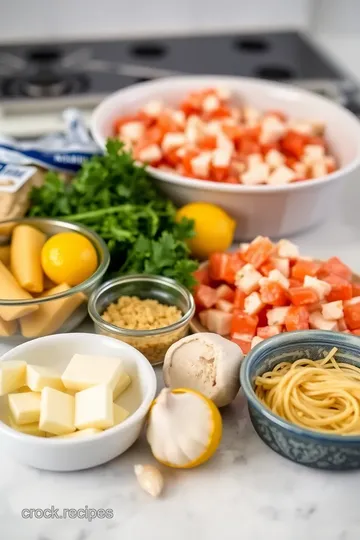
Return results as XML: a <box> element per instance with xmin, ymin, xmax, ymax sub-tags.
<box><xmin>28</xmin><ymin>139</ymin><xmax>198</xmax><ymax>288</ymax></box>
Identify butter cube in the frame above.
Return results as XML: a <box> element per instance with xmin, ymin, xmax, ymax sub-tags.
<box><xmin>55</xmin><ymin>428</ymin><xmax>102</xmax><ymax>439</ymax></box>
<box><xmin>27</xmin><ymin>364</ymin><xmax>65</xmax><ymax>392</ymax></box>
<box><xmin>0</xmin><ymin>361</ymin><xmax>27</xmax><ymax>396</ymax></box>
<box><xmin>75</xmin><ymin>385</ymin><xmax>113</xmax><ymax>430</ymax></box>
<box><xmin>8</xmin><ymin>414</ymin><xmax>46</xmax><ymax>437</ymax></box>
<box><xmin>113</xmin><ymin>403</ymin><xmax>130</xmax><ymax>426</ymax></box>
<box><xmin>113</xmin><ymin>372</ymin><xmax>131</xmax><ymax>400</ymax></box>
<box><xmin>62</xmin><ymin>354</ymin><xmax>123</xmax><ymax>392</ymax></box>
<box><xmin>14</xmin><ymin>386</ymin><xmax>32</xmax><ymax>393</ymax></box>
<box><xmin>39</xmin><ymin>387</ymin><xmax>75</xmax><ymax>436</ymax></box>
<box><xmin>8</xmin><ymin>392</ymin><xmax>41</xmax><ymax>425</ymax></box>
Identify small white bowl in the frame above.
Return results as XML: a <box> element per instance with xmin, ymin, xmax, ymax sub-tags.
<box><xmin>0</xmin><ymin>333</ymin><xmax>157</xmax><ymax>471</ymax></box>
<box><xmin>91</xmin><ymin>76</ymin><xmax>360</xmax><ymax>240</ymax></box>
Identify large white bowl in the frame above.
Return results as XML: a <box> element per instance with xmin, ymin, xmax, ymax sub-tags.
<box><xmin>0</xmin><ymin>333</ymin><xmax>157</xmax><ymax>471</ymax></box>
<box><xmin>91</xmin><ymin>76</ymin><xmax>360</xmax><ymax>240</ymax></box>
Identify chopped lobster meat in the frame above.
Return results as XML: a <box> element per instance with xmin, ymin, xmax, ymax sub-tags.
<box><xmin>205</xmin><ymin>309</ymin><xmax>233</xmax><ymax>335</ymax></box>
<box><xmin>257</xmin><ymin>325</ymin><xmax>282</xmax><ymax>339</ymax></box>
<box><xmin>319</xmin><ymin>256</ymin><xmax>352</xmax><ymax>281</ymax></box>
<box><xmin>303</xmin><ymin>276</ymin><xmax>331</xmax><ymax>301</ymax></box>
<box><xmin>193</xmin><ymin>267</ymin><xmax>211</xmax><ymax>286</ymax></box>
<box><xmin>276</xmin><ymin>239</ymin><xmax>300</xmax><ymax>260</ymax></box>
<box><xmin>242</xmin><ymin>236</ymin><xmax>274</xmax><ymax>269</ymax></box>
<box><xmin>291</xmin><ymin>259</ymin><xmax>320</xmax><ymax>281</ymax></box>
<box><xmin>352</xmin><ymin>329</ymin><xmax>360</xmax><ymax>336</ymax></box>
<box><xmin>216</xmin><ymin>284</ymin><xmax>235</xmax><ymax>302</ymax></box>
<box><xmin>266</xmin><ymin>306</ymin><xmax>290</xmax><ymax>326</ymax></box>
<box><xmin>266</xmin><ymin>269</ymin><xmax>289</xmax><ymax>290</ymax></box>
<box><xmin>260</xmin><ymin>281</ymin><xmax>288</xmax><ymax>306</ymax></box>
<box><xmin>323</xmin><ymin>274</ymin><xmax>352</xmax><ymax>302</ymax></box>
<box><xmin>285</xmin><ymin>306</ymin><xmax>309</xmax><ymax>331</ymax></box>
<box><xmin>270</xmin><ymin>257</ymin><xmax>290</xmax><ymax>278</ymax></box>
<box><xmin>231</xmin><ymin>335</ymin><xmax>252</xmax><ymax>354</ymax></box>
<box><xmin>235</xmin><ymin>263</ymin><xmax>262</xmax><ymax>294</ymax></box>
<box><xmin>114</xmin><ymin>89</ymin><xmax>336</xmax><ymax>184</ymax></box>
<box><xmin>251</xmin><ymin>336</ymin><xmax>264</xmax><ymax>349</ymax></box>
<box><xmin>288</xmin><ymin>287</ymin><xmax>319</xmax><ymax>306</ymax></box>
<box><xmin>194</xmin><ymin>285</ymin><xmax>217</xmax><ymax>309</ymax></box>
<box><xmin>215</xmin><ymin>299</ymin><xmax>234</xmax><ymax>313</ymax></box>
<box><xmin>309</xmin><ymin>311</ymin><xmax>339</xmax><ymax>331</ymax></box>
<box><xmin>233</xmin><ymin>288</ymin><xmax>246</xmax><ymax>310</ymax></box>
<box><xmin>209</xmin><ymin>252</ymin><xmax>243</xmax><ymax>284</ymax></box>
<box><xmin>344</xmin><ymin>302</ymin><xmax>360</xmax><ymax>330</ymax></box>
<box><xmin>230</xmin><ymin>311</ymin><xmax>259</xmax><ymax>338</ymax></box>
<box><xmin>244</xmin><ymin>292</ymin><xmax>265</xmax><ymax>316</ymax></box>
<box><xmin>322</xmin><ymin>301</ymin><xmax>344</xmax><ymax>320</ymax></box>
<box><xmin>352</xmin><ymin>283</ymin><xmax>360</xmax><ymax>297</ymax></box>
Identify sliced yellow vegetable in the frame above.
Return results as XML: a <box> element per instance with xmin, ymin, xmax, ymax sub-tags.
<box><xmin>11</xmin><ymin>224</ymin><xmax>46</xmax><ymax>293</ymax></box>
<box><xmin>0</xmin><ymin>260</ymin><xmax>38</xmax><ymax>321</ymax></box>
<box><xmin>0</xmin><ymin>245</ymin><xmax>10</xmax><ymax>266</ymax></box>
<box><xmin>0</xmin><ymin>316</ymin><xmax>17</xmax><ymax>337</ymax></box>
<box><xmin>20</xmin><ymin>283</ymin><xmax>86</xmax><ymax>338</ymax></box>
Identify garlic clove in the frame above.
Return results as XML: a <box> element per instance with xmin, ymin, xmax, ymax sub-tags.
<box><xmin>163</xmin><ymin>333</ymin><xmax>243</xmax><ymax>407</ymax></box>
<box><xmin>134</xmin><ymin>464</ymin><xmax>164</xmax><ymax>498</ymax></box>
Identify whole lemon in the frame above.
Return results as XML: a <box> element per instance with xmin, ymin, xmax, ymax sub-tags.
<box><xmin>41</xmin><ymin>232</ymin><xmax>98</xmax><ymax>286</ymax></box>
<box><xmin>176</xmin><ymin>202</ymin><xmax>236</xmax><ymax>259</ymax></box>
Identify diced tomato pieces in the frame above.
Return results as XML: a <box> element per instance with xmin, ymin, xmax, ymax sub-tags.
<box><xmin>257</xmin><ymin>325</ymin><xmax>283</xmax><ymax>339</ymax></box>
<box><xmin>323</xmin><ymin>274</ymin><xmax>352</xmax><ymax>302</ymax></box>
<box><xmin>291</xmin><ymin>260</ymin><xmax>320</xmax><ymax>281</ymax></box>
<box><xmin>233</xmin><ymin>288</ymin><xmax>246</xmax><ymax>310</ymax></box>
<box><xmin>285</xmin><ymin>306</ymin><xmax>309</xmax><ymax>331</ymax></box>
<box><xmin>281</xmin><ymin>131</ymin><xmax>309</xmax><ymax>159</ymax></box>
<box><xmin>198</xmin><ymin>135</ymin><xmax>217</xmax><ymax>150</ymax></box>
<box><xmin>193</xmin><ymin>268</ymin><xmax>210</xmax><ymax>286</ymax></box>
<box><xmin>288</xmin><ymin>287</ymin><xmax>319</xmax><ymax>306</ymax></box>
<box><xmin>205</xmin><ymin>309</ymin><xmax>233</xmax><ymax>335</ymax></box>
<box><xmin>320</xmin><ymin>257</ymin><xmax>352</xmax><ymax>281</ymax></box>
<box><xmin>260</xmin><ymin>281</ymin><xmax>288</xmax><ymax>306</ymax></box>
<box><xmin>344</xmin><ymin>303</ymin><xmax>360</xmax><ymax>330</ymax></box>
<box><xmin>231</xmin><ymin>335</ymin><xmax>252</xmax><ymax>354</ymax></box>
<box><xmin>230</xmin><ymin>311</ymin><xmax>258</xmax><ymax>338</ymax></box>
<box><xmin>352</xmin><ymin>283</ymin><xmax>360</xmax><ymax>297</ymax></box>
<box><xmin>194</xmin><ymin>285</ymin><xmax>217</xmax><ymax>309</ymax></box>
<box><xmin>216</xmin><ymin>284</ymin><xmax>235</xmax><ymax>302</ymax></box>
<box><xmin>216</xmin><ymin>299</ymin><xmax>234</xmax><ymax>313</ymax></box>
<box><xmin>243</xmin><ymin>237</ymin><xmax>274</xmax><ymax>269</ymax></box>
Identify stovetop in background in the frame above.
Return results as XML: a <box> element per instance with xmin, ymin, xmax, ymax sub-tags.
<box><xmin>1</xmin><ymin>31</ymin><xmax>360</xmax><ymax>137</ymax></box>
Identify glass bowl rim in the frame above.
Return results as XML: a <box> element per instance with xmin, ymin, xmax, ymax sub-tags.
<box><xmin>0</xmin><ymin>217</ymin><xmax>110</xmax><ymax>305</ymax></box>
<box><xmin>88</xmin><ymin>273</ymin><xmax>195</xmax><ymax>337</ymax></box>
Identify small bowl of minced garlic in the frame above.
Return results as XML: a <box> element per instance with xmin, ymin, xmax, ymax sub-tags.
<box><xmin>88</xmin><ymin>274</ymin><xmax>195</xmax><ymax>365</ymax></box>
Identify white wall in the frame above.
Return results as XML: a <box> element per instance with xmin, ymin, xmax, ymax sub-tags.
<box><xmin>1</xmin><ymin>0</ymin><xmax>312</xmax><ymax>43</ymax></box>
<box><xmin>312</xmin><ymin>0</ymin><xmax>360</xmax><ymax>34</ymax></box>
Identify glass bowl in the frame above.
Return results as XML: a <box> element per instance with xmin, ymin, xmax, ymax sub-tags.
<box><xmin>88</xmin><ymin>274</ymin><xmax>195</xmax><ymax>366</ymax></box>
<box><xmin>241</xmin><ymin>330</ymin><xmax>360</xmax><ymax>470</ymax></box>
<box><xmin>0</xmin><ymin>218</ymin><xmax>110</xmax><ymax>344</ymax></box>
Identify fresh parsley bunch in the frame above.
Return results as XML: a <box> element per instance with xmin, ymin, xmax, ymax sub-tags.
<box><xmin>28</xmin><ymin>139</ymin><xmax>198</xmax><ymax>289</ymax></box>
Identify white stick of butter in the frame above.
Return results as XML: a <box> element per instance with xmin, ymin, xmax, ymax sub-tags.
<box><xmin>113</xmin><ymin>403</ymin><xmax>130</xmax><ymax>426</ymax></box>
<box><xmin>8</xmin><ymin>391</ymin><xmax>41</xmax><ymax>425</ymax></box>
<box><xmin>75</xmin><ymin>385</ymin><xmax>113</xmax><ymax>430</ymax></box>
<box><xmin>27</xmin><ymin>364</ymin><xmax>65</xmax><ymax>392</ymax></box>
<box><xmin>113</xmin><ymin>373</ymin><xmax>131</xmax><ymax>400</ymax></box>
<box><xmin>55</xmin><ymin>428</ymin><xmax>102</xmax><ymax>439</ymax></box>
<box><xmin>39</xmin><ymin>387</ymin><xmax>75</xmax><ymax>436</ymax></box>
<box><xmin>0</xmin><ymin>360</ymin><xmax>27</xmax><ymax>396</ymax></box>
<box><xmin>62</xmin><ymin>354</ymin><xmax>124</xmax><ymax>392</ymax></box>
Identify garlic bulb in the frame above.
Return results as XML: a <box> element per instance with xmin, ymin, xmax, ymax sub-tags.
<box><xmin>134</xmin><ymin>464</ymin><xmax>164</xmax><ymax>497</ymax></box>
<box><xmin>163</xmin><ymin>333</ymin><xmax>243</xmax><ymax>407</ymax></box>
<box><xmin>147</xmin><ymin>387</ymin><xmax>222</xmax><ymax>468</ymax></box>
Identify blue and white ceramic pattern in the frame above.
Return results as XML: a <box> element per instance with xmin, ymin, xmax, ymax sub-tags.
<box><xmin>240</xmin><ymin>330</ymin><xmax>360</xmax><ymax>470</ymax></box>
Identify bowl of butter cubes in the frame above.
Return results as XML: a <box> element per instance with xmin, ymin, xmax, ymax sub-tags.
<box><xmin>0</xmin><ymin>332</ymin><xmax>157</xmax><ymax>471</ymax></box>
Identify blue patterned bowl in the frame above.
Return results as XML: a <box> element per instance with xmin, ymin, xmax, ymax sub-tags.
<box><xmin>240</xmin><ymin>330</ymin><xmax>360</xmax><ymax>470</ymax></box>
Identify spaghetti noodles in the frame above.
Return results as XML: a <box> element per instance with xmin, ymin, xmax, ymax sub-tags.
<box><xmin>255</xmin><ymin>347</ymin><xmax>360</xmax><ymax>435</ymax></box>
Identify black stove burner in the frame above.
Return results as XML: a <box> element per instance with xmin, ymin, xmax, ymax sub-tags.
<box><xmin>2</xmin><ymin>70</ymin><xmax>89</xmax><ymax>98</ymax></box>
<box><xmin>234</xmin><ymin>38</ymin><xmax>269</xmax><ymax>52</ymax></box>
<box><xmin>255</xmin><ymin>65</ymin><xmax>295</xmax><ymax>81</ymax></box>
<box><xmin>27</xmin><ymin>47</ymin><xmax>62</xmax><ymax>65</ymax></box>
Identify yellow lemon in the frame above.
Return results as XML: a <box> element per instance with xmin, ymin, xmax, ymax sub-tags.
<box><xmin>41</xmin><ymin>232</ymin><xmax>98</xmax><ymax>286</ymax></box>
<box><xmin>147</xmin><ymin>388</ymin><xmax>222</xmax><ymax>469</ymax></box>
<box><xmin>176</xmin><ymin>202</ymin><xmax>236</xmax><ymax>259</ymax></box>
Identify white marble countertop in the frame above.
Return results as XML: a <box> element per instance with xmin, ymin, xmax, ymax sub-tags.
<box><xmin>1</xmin><ymin>31</ymin><xmax>360</xmax><ymax>540</ymax></box>
<box><xmin>1</xmin><ymin>171</ymin><xmax>360</xmax><ymax>540</ymax></box>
